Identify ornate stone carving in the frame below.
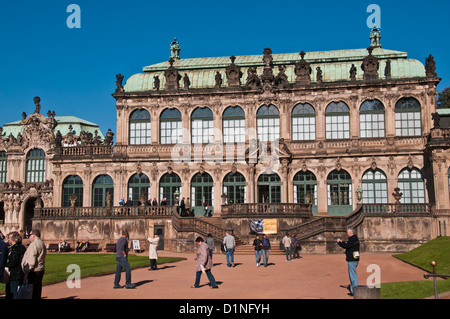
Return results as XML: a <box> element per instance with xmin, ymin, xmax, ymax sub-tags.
<box><xmin>361</xmin><ymin>47</ymin><xmax>379</xmax><ymax>81</ymax></box>
<box><xmin>115</xmin><ymin>73</ymin><xmax>124</xmax><ymax>93</ymax></box>
<box><xmin>214</xmin><ymin>72</ymin><xmax>222</xmax><ymax>89</ymax></box>
<box><xmin>226</xmin><ymin>55</ymin><xmax>242</xmax><ymax>87</ymax></box>
<box><xmin>294</xmin><ymin>51</ymin><xmax>311</xmax><ymax>85</ymax></box>
<box><xmin>349</xmin><ymin>64</ymin><xmax>357</xmax><ymax>82</ymax></box>
<box><xmin>384</xmin><ymin>59</ymin><xmax>391</xmax><ymax>79</ymax></box>
<box><xmin>164</xmin><ymin>58</ymin><xmax>181</xmax><ymax>91</ymax></box>
<box><xmin>274</xmin><ymin>65</ymin><xmax>289</xmax><ymax>89</ymax></box>
<box><xmin>425</xmin><ymin>54</ymin><xmax>437</xmax><ymax>77</ymax></box>
<box><xmin>316</xmin><ymin>67</ymin><xmax>323</xmax><ymax>84</ymax></box>
<box><xmin>245</xmin><ymin>66</ymin><xmax>261</xmax><ymax>90</ymax></box>
<box><xmin>183</xmin><ymin>73</ymin><xmax>190</xmax><ymax>90</ymax></box>
<box><xmin>170</xmin><ymin>38</ymin><xmax>181</xmax><ymax>60</ymax></box>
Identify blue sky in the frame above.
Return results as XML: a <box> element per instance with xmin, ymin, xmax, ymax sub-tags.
<box><xmin>0</xmin><ymin>0</ymin><xmax>449</xmax><ymax>137</ymax></box>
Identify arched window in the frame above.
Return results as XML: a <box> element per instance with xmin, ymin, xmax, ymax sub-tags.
<box><xmin>395</xmin><ymin>98</ymin><xmax>421</xmax><ymax>136</ymax></box>
<box><xmin>191</xmin><ymin>172</ymin><xmax>214</xmax><ymax>216</ymax></box>
<box><xmin>325</xmin><ymin>102</ymin><xmax>350</xmax><ymax>139</ymax></box>
<box><xmin>159</xmin><ymin>173</ymin><xmax>181</xmax><ymax>206</ymax></box>
<box><xmin>129</xmin><ymin>109</ymin><xmax>151</xmax><ymax>145</ymax></box>
<box><xmin>360</xmin><ymin>99</ymin><xmax>385</xmax><ymax>138</ymax></box>
<box><xmin>223</xmin><ymin>172</ymin><xmax>246</xmax><ymax>204</ymax></box>
<box><xmin>398</xmin><ymin>168</ymin><xmax>425</xmax><ymax>203</ymax></box>
<box><xmin>292</xmin><ymin>103</ymin><xmax>316</xmax><ymax>141</ymax></box>
<box><xmin>191</xmin><ymin>107</ymin><xmax>213</xmax><ymax>144</ymax></box>
<box><xmin>257</xmin><ymin>105</ymin><xmax>280</xmax><ymax>142</ymax></box>
<box><xmin>257</xmin><ymin>173</ymin><xmax>281</xmax><ymax>203</ymax></box>
<box><xmin>223</xmin><ymin>106</ymin><xmax>246</xmax><ymax>143</ymax></box>
<box><xmin>26</xmin><ymin>148</ymin><xmax>45</xmax><ymax>183</ymax></box>
<box><xmin>128</xmin><ymin>173</ymin><xmax>150</xmax><ymax>206</ymax></box>
<box><xmin>62</xmin><ymin>175</ymin><xmax>83</xmax><ymax>207</ymax></box>
<box><xmin>293</xmin><ymin>170</ymin><xmax>318</xmax><ymax>215</ymax></box>
<box><xmin>160</xmin><ymin>108</ymin><xmax>182</xmax><ymax>144</ymax></box>
<box><xmin>362</xmin><ymin>169</ymin><xmax>388</xmax><ymax>204</ymax></box>
<box><xmin>92</xmin><ymin>175</ymin><xmax>114</xmax><ymax>207</ymax></box>
<box><xmin>0</xmin><ymin>151</ymin><xmax>7</xmax><ymax>184</ymax></box>
<box><xmin>327</xmin><ymin>169</ymin><xmax>352</xmax><ymax>215</ymax></box>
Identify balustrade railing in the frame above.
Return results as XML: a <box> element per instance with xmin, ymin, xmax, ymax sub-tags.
<box><xmin>36</xmin><ymin>205</ymin><xmax>177</xmax><ymax>218</ymax></box>
<box><xmin>221</xmin><ymin>203</ymin><xmax>312</xmax><ymax>216</ymax></box>
<box><xmin>361</xmin><ymin>203</ymin><xmax>433</xmax><ymax>214</ymax></box>
<box><xmin>58</xmin><ymin>145</ymin><xmax>114</xmax><ymax>157</ymax></box>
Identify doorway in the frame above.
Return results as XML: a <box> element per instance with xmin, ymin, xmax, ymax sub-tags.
<box><xmin>24</xmin><ymin>198</ymin><xmax>36</xmax><ymax>233</ymax></box>
<box><xmin>154</xmin><ymin>225</ymin><xmax>165</xmax><ymax>250</ymax></box>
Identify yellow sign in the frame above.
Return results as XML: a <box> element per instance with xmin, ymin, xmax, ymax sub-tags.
<box><xmin>263</xmin><ymin>219</ymin><xmax>278</xmax><ymax>235</ymax></box>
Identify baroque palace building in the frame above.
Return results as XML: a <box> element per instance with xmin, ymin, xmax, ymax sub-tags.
<box><xmin>0</xmin><ymin>28</ymin><xmax>449</xmax><ymax>253</ymax></box>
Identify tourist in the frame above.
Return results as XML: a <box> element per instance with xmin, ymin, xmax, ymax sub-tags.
<box><xmin>337</xmin><ymin>228</ymin><xmax>360</xmax><ymax>296</ymax></box>
<box><xmin>58</xmin><ymin>239</ymin><xmax>69</xmax><ymax>252</ymax></box>
<box><xmin>223</xmin><ymin>231</ymin><xmax>236</xmax><ymax>267</ymax></box>
<box><xmin>160</xmin><ymin>197</ymin><xmax>167</xmax><ymax>206</ymax></box>
<box><xmin>180</xmin><ymin>197</ymin><xmax>186</xmax><ymax>216</ymax></box>
<box><xmin>152</xmin><ymin>198</ymin><xmax>158</xmax><ymax>206</ymax></box>
<box><xmin>205</xmin><ymin>233</ymin><xmax>214</xmax><ymax>260</ymax></box>
<box><xmin>282</xmin><ymin>232</ymin><xmax>292</xmax><ymax>261</ymax></box>
<box><xmin>119</xmin><ymin>198</ymin><xmax>125</xmax><ymax>206</ymax></box>
<box><xmin>21</xmin><ymin>229</ymin><xmax>47</xmax><ymax>299</ymax></box>
<box><xmin>292</xmin><ymin>234</ymin><xmax>301</xmax><ymax>259</ymax></box>
<box><xmin>252</xmin><ymin>234</ymin><xmax>263</xmax><ymax>267</ymax></box>
<box><xmin>191</xmin><ymin>236</ymin><xmax>218</xmax><ymax>289</ymax></box>
<box><xmin>5</xmin><ymin>231</ymin><xmax>26</xmax><ymax>299</ymax></box>
<box><xmin>0</xmin><ymin>232</ymin><xmax>7</xmax><ymax>285</ymax></box>
<box><xmin>261</xmin><ymin>234</ymin><xmax>271</xmax><ymax>267</ymax></box>
<box><xmin>113</xmin><ymin>229</ymin><xmax>135</xmax><ymax>289</ymax></box>
<box><xmin>147</xmin><ymin>234</ymin><xmax>160</xmax><ymax>271</ymax></box>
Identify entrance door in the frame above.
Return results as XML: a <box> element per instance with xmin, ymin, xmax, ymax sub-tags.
<box><xmin>154</xmin><ymin>225</ymin><xmax>164</xmax><ymax>250</ymax></box>
<box><xmin>24</xmin><ymin>198</ymin><xmax>36</xmax><ymax>233</ymax></box>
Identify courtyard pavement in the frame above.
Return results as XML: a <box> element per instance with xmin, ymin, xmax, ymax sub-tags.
<box><xmin>41</xmin><ymin>251</ymin><xmax>429</xmax><ymax>300</ymax></box>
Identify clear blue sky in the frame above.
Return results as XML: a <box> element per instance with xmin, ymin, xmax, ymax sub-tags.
<box><xmin>0</xmin><ymin>0</ymin><xmax>448</xmax><ymax>137</ymax></box>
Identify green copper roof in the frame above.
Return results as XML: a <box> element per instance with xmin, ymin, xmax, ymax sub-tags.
<box><xmin>124</xmin><ymin>47</ymin><xmax>426</xmax><ymax>92</ymax></box>
<box><xmin>2</xmin><ymin>116</ymin><xmax>104</xmax><ymax>139</ymax></box>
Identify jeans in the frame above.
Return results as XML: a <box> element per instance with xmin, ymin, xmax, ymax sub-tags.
<box><xmin>115</xmin><ymin>256</ymin><xmax>132</xmax><ymax>286</ymax></box>
<box><xmin>9</xmin><ymin>281</ymin><xmax>20</xmax><ymax>299</ymax></box>
<box><xmin>347</xmin><ymin>261</ymin><xmax>359</xmax><ymax>294</ymax></box>
<box><xmin>226</xmin><ymin>248</ymin><xmax>235</xmax><ymax>267</ymax></box>
<box><xmin>254</xmin><ymin>250</ymin><xmax>261</xmax><ymax>265</ymax></box>
<box><xmin>261</xmin><ymin>249</ymin><xmax>269</xmax><ymax>267</ymax></box>
<box><xmin>194</xmin><ymin>269</ymin><xmax>217</xmax><ymax>287</ymax></box>
<box><xmin>285</xmin><ymin>247</ymin><xmax>292</xmax><ymax>261</ymax></box>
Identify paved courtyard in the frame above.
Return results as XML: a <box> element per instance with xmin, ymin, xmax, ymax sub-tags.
<box><xmin>41</xmin><ymin>251</ymin><xmax>427</xmax><ymax>299</ymax></box>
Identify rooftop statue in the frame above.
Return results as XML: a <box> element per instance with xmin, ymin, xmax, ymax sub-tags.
<box><xmin>170</xmin><ymin>38</ymin><xmax>181</xmax><ymax>60</ymax></box>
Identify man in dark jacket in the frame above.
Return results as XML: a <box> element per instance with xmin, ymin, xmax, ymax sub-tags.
<box><xmin>6</xmin><ymin>231</ymin><xmax>26</xmax><ymax>299</ymax></box>
<box><xmin>337</xmin><ymin>228</ymin><xmax>360</xmax><ymax>296</ymax></box>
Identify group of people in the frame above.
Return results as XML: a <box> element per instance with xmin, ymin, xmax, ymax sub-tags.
<box><xmin>0</xmin><ymin>229</ymin><xmax>47</xmax><ymax>299</ymax></box>
<box><xmin>119</xmin><ymin>197</ymin><xmax>169</xmax><ymax>207</ymax></box>
<box><xmin>281</xmin><ymin>233</ymin><xmax>302</xmax><ymax>261</ymax></box>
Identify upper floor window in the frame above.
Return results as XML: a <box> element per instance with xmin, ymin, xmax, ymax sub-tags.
<box><xmin>325</xmin><ymin>102</ymin><xmax>350</xmax><ymax>139</ymax></box>
<box><xmin>395</xmin><ymin>98</ymin><xmax>421</xmax><ymax>137</ymax></box>
<box><xmin>360</xmin><ymin>99</ymin><xmax>385</xmax><ymax>138</ymax></box>
<box><xmin>191</xmin><ymin>107</ymin><xmax>214</xmax><ymax>144</ymax></box>
<box><xmin>257</xmin><ymin>104</ymin><xmax>280</xmax><ymax>142</ymax></box>
<box><xmin>160</xmin><ymin>108</ymin><xmax>182</xmax><ymax>144</ymax></box>
<box><xmin>292</xmin><ymin>103</ymin><xmax>316</xmax><ymax>141</ymax></box>
<box><xmin>223</xmin><ymin>106</ymin><xmax>245</xmax><ymax>144</ymax></box>
<box><xmin>129</xmin><ymin>109</ymin><xmax>151</xmax><ymax>145</ymax></box>
<box><xmin>62</xmin><ymin>175</ymin><xmax>83</xmax><ymax>207</ymax></box>
<box><xmin>26</xmin><ymin>148</ymin><xmax>45</xmax><ymax>183</ymax></box>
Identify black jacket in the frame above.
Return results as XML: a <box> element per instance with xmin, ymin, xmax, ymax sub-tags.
<box><xmin>253</xmin><ymin>238</ymin><xmax>263</xmax><ymax>251</ymax></box>
<box><xmin>337</xmin><ymin>234</ymin><xmax>360</xmax><ymax>262</ymax></box>
<box><xmin>5</xmin><ymin>243</ymin><xmax>26</xmax><ymax>283</ymax></box>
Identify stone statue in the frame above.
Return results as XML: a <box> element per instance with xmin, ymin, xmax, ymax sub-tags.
<box><xmin>153</xmin><ymin>75</ymin><xmax>160</xmax><ymax>91</ymax></box>
<box><xmin>316</xmin><ymin>67</ymin><xmax>323</xmax><ymax>84</ymax></box>
<box><xmin>225</xmin><ymin>55</ymin><xmax>242</xmax><ymax>87</ymax></box>
<box><xmin>361</xmin><ymin>47</ymin><xmax>379</xmax><ymax>81</ymax></box>
<box><xmin>349</xmin><ymin>64</ymin><xmax>357</xmax><ymax>82</ymax></box>
<box><xmin>170</xmin><ymin>38</ymin><xmax>181</xmax><ymax>60</ymax></box>
<box><xmin>369</xmin><ymin>26</ymin><xmax>382</xmax><ymax>48</ymax></box>
<box><xmin>115</xmin><ymin>73</ymin><xmax>125</xmax><ymax>93</ymax></box>
<box><xmin>245</xmin><ymin>66</ymin><xmax>261</xmax><ymax>90</ymax></box>
<box><xmin>164</xmin><ymin>58</ymin><xmax>181</xmax><ymax>90</ymax></box>
<box><xmin>432</xmin><ymin>112</ymin><xmax>441</xmax><ymax>129</ymax></box>
<box><xmin>215</xmin><ymin>72</ymin><xmax>222</xmax><ymax>89</ymax></box>
<box><xmin>183</xmin><ymin>73</ymin><xmax>190</xmax><ymax>90</ymax></box>
<box><xmin>274</xmin><ymin>65</ymin><xmax>289</xmax><ymax>88</ymax></box>
<box><xmin>104</xmin><ymin>129</ymin><xmax>115</xmax><ymax>145</ymax></box>
<box><xmin>294</xmin><ymin>51</ymin><xmax>312</xmax><ymax>85</ymax></box>
<box><xmin>425</xmin><ymin>54</ymin><xmax>437</xmax><ymax>77</ymax></box>
<box><xmin>384</xmin><ymin>59</ymin><xmax>391</xmax><ymax>79</ymax></box>
<box><xmin>33</xmin><ymin>96</ymin><xmax>41</xmax><ymax>114</ymax></box>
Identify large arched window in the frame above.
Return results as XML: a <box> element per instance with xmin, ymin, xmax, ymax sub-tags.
<box><xmin>325</xmin><ymin>102</ymin><xmax>350</xmax><ymax>139</ymax></box>
<box><xmin>327</xmin><ymin>169</ymin><xmax>352</xmax><ymax>215</ymax></box>
<box><xmin>92</xmin><ymin>175</ymin><xmax>114</xmax><ymax>207</ymax></box>
<box><xmin>160</xmin><ymin>108</ymin><xmax>182</xmax><ymax>144</ymax></box>
<box><xmin>223</xmin><ymin>106</ymin><xmax>246</xmax><ymax>144</ymax></box>
<box><xmin>26</xmin><ymin>148</ymin><xmax>45</xmax><ymax>183</ymax></box>
<box><xmin>257</xmin><ymin>173</ymin><xmax>281</xmax><ymax>203</ymax></box>
<box><xmin>128</xmin><ymin>173</ymin><xmax>150</xmax><ymax>206</ymax></box>
<box><xmin>398</xmin><ymin>168</ymin><xmax>425</xmax><ymax>203</ymax></box>
<box><xmin>257</xmin><ymin>105</ymin><xmax>280</xmax><ymax>142</ymax></box>
<box><xmin>0</xmin><ymin>151</ymin><xmax>7</xmax><ymax>184</ymax></box>
<box><xmin>62</xmin><ymin>175</ymin><xmax>83</xmax><ymax>207</ymax></box>
<box><xmin>191</xmin><ymin>107</ymin><xmax>214</xmax><ymax>144</ymax></box>
<box><xmin>159</xmin><ymin>173</ymin><xmax>181</xmax><ymax>206</ymax></box>
<box><xmin>191</xmin><ymin>172</ymin><xmax>214</xmax><ymax>216</ymax></box>
<box><xmin>395</xmin><ymin>98</ymin><xmax>422</xmax><ymax>137</ymax></box>
<box><xmin>360</xmin><ymin>99</ymin><xmax>385</xmax><ymax>138</ymax></box>
<box><xmin>129</xmin><ymin>109</ymin><xmax>151</xmax><ymax>145</ymax></box>
<box><xmin>362</xmin><ymin>169</ymin><xmax>388</xmax><ymax>204</ymax></box>
<box><xmin>223</xmin><ymin>172</ymin><xmax>246</xmax><ymax>204</ymax></box>
<box><xmin>292</xmin><ymin>103</ymin><xmax>316</xmax><ymax>141</ymax></box>
<box><xmin>293</xmin><ymin>170</ymin><xmax>318</xmax><ymax>215</ymax></box>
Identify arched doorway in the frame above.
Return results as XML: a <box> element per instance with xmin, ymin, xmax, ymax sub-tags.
<box><xmin>24</xmin><ymin>197</ymin><xmax>38</xmax><ymax>233</ymax></box>
<box><xmin>257</xmin><ymin>173</ymin><xmax>281</xmax><ymax>203</ymax></box>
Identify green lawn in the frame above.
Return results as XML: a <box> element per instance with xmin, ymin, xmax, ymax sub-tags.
<box><xmin>381</xmin><ymin>237</ymin><xmax>450</xmax><ymax>299</ymax></box>
<box><xmin>0</xmin><ymin>253</ymin><xmax>185</xmax><ymax>295</ymax></box>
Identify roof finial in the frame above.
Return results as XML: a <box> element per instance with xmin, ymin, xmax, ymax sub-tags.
<box><xmin>369</xmin><ymin>26</ymin><xmax>381</xmax><ymax>48</ymax></box>
<box><xmin>170</xmin><ymin>38</ymin><xmax>181</xmax><ymax>60</ymax></box>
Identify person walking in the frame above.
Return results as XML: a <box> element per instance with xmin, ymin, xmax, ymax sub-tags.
<box><xmin>337</xmin><ymin>228</ymin><xmax>360</xmax><ymax>296</ymax></box>
<box><xmin>282</xmin><ymin>232</ymin><xmax>292</xmax><ymax>261</ymax></box>
<box><xmin>192</xmin><ymin>236</ymin><xmax>218</xmax><ymax>289</ymax></box>
<box><xmin>205</xmin><ymin>233</ymin><xmax>214</xmax><ymax>261</ymax></box>
<box><xmin>5</xmin><ymin>231</ymin><xmax>26</xmax><ymax>299</ymax></box>
<box><xmin>114</xmin><ymin>229</ymin><xmax>135</xmax><ymax>289</ymax></box>
<box><xmin>147</xmin><ymin>234</ymin><xmax>160</xmax><ymax>271</ymax></box>
<box><xmin>223</xmin><ymin>231</ymin><xmax>236</xmax><ymax>267</ymax></box>
<box><xmin>0</xmin><ymin>233</ymin><xmax>7</xmax><ymax>288</ymax></box>
<box><xmin>292</xmin><ymin>234</ymin><xmax>301</xmax><ymax>259</ymax></box>
<box><xmin>261</xmin><ymin>234</ymin><xmax>271</xmax><ymax>267</ymax></box>
<box><xmin>21</xmin><ymin>229</ymin><xmax>47</xmax><ymax>299</ymax></box>
<box><xmin>252</xmin><ymin>234</ymin><xmax>263</xmax><ymax>267</ymax></box>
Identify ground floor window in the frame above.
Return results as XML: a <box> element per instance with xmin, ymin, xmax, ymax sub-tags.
<box><xmin>223</xmin><ymin>172</ymin><xmax>246</xmax><ymax>204</ymax></box>
<box><xmin>398</xmin><ymin>168</ymin><xmax>425</xmax><ymax>203</ymax></box>
<box><xmin>191</xmin><ymin>173</ymin><xmax>213</xmax><ymax>216</ymax></box>
<box><xmin>159</xmin><ymin>173</ymin><xmax>181</xmax><ymax>206</ymax></box>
